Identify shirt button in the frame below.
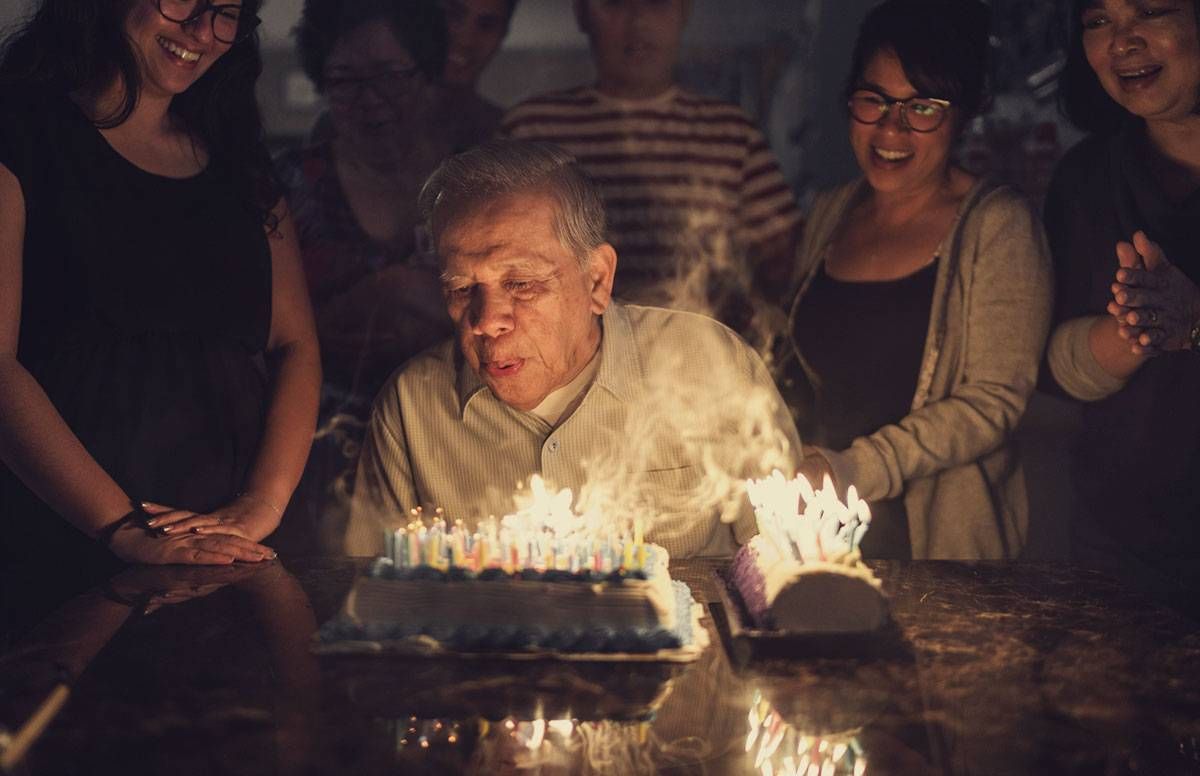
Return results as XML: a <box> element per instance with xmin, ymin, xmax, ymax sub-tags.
<box><xmin>548</xmin><ymin>440</ymin><xmax>560</xmax><ymax>453</ymax></box>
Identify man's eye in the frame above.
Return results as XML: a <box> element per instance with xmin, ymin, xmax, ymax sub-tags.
<box><xmin>445</xmin><ymin>286</ymin><xmax>472</xmax><ymax>298</ymax></box>
<box><xmin>506</xmin><ymin>280</ymin><xmax>535</xmax><ymax>294</ymax></box>
<box><xmin>1081</xmin><ymin>12</ymin><xmax>1108</xmax><ymax>29</ymax></box>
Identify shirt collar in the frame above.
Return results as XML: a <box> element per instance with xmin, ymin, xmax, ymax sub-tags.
<box><xmin>454</xmin><ymin>302</ymin><xmax>642</xmax><ymax>418</ymax></box>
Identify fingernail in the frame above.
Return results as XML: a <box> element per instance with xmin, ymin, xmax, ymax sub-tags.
<box><xmin>140</xmin><ymin>501</ymin><xmax>151</xmax><ymax>510</ymax></box>
<box><xmin>191</xmin><ymin>527</ymin><xmax>203</xmax><ymax>534</ymax></box>
<box><xmin>270</xmin><ymin>551</ymin><xmax>278</xmax><ymax>560</ymax></box>
<box><xmin>145</xmin><ymin>519</ymin><xmax>158</xmax><ymax>528</ymax></box>
<box><xmin>161</xmin><ymin>525</ymin><xmax>173</xmax><ymax>534</ymax></box>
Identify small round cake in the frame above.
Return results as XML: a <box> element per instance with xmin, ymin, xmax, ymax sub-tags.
<box><xmin>730</xmin><ymin>470</ymin><xmax>889</xmax><ymax>633</ymax></box>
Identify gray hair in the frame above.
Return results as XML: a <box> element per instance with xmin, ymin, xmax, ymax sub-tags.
<box><xmin>418</xmin><ymin>140</ymin><xmax>608</xmax><ymax>266</ymax></box>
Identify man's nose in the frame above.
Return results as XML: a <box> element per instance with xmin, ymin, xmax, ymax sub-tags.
<box><xmin>469</xmin><ymin>287</ymin><xmax>515</xmax><ymax>338</ymax></box>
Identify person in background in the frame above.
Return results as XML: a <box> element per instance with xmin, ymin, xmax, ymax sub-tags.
<box><xmin>0</xmin><ymin>0</ymin><xmax>320</xmax><ymax>579</ymax></box>
<box><xmin>1045</xmin><ymin>0</ymin><xmax>1200</xmax><ymax>616</ymax></box>
<box><xmin>276</xmin><ymin>0</ymin><xmax>455</xmax><ymax>551</ymax></box>
<box><xmin>439</xmin><ymin>0</ymin><xmax>520</xmax><ymax>144</ymax></box>
<box><xmin>501</xmin><ymin>0</ymin><xmax>801</xmax><ymax>346</ymax></box>
<box><xmin>784</xmin><ymin>0</ymin><xmax>1052</xmax><ymax>560</ymax></box>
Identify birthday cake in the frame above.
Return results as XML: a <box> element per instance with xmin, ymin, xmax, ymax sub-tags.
<box><xmin>728</xmin><ymin>472</ymin><xmax>888</xmax><ymax>633</ymax></box>
<box><xmin>318</xmin><ymin>478</ymin><xmax>707</xmax><ymax>659</ymax></box>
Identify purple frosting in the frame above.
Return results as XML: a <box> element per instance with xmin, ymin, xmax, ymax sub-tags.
<box><xmin>729</xmin><ymin>542</ymin><xmax>774</xmax><ymax>628</ymax></box>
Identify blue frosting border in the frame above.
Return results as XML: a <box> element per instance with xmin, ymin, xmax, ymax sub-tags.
<box><xmin>319</xmin><ymin>565</ymin><xmax>698</xmax><ymax>654</ymax></box>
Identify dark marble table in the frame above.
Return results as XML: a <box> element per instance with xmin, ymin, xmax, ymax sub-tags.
<box><xmin>1</xmin><ymin>558</ymin><xmax>1199</xmax><ymax>775</ymax></box>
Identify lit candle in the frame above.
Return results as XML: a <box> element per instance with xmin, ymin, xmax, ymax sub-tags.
<box><xmin>451</xmin><ymin>534</ymin><xmax>464</xmax><ymax>568</ymax></box>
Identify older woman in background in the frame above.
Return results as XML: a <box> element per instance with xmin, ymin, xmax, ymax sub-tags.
<box><xmin>275</xmin><ymin>0</ymin><xmax>459</xmax><ymax>550</ymax></box>
<box><xmin>784</xmin><ymin>0</ymin><xmax>1052</xmax><ymax>559</ymax></box>
<box><xmin>278</xmin><ymin>0</ymin><xmax>453</xmax><ymax>401</ymax></box>
<box><xmin>1046</xmin><ymin>0</ymin><xmax>1200</xmax><ymax>614</ymax></box>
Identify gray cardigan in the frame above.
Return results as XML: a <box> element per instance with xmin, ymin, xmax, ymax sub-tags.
<box><xmin>788</xmin><ymin>179</ymin><xmax>1053</xmax><ymax>559</ymax></box>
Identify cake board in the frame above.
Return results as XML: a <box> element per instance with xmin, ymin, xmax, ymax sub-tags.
<box><xmin>710</xmin><ymin>568</ymin><xmax>906</xmax><ymax>668</ymax></box>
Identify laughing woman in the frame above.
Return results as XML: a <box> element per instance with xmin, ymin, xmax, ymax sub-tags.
<box><xmin>784</xmin><ymin>0</ymin><xmax>1053</xmax><ymax>559</ymax></box>
<box><xmin>1046</xmin><ymin>0</ymin><xmax>1200</xmax><ymax>611</ymax></box>
<box><xmin>0</xmin><ymin>0</ymin><xmax>320</xmax><ymax>578</ymax></box>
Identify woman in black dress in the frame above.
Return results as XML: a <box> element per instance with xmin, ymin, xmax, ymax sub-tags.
<box><xmin>0</xmin><ymin>0</ymin><xmax>321</xmax><ymax>573</ymax></box>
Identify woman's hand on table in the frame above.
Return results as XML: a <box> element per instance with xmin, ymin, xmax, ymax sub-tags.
<box><xmin>106</xmin><ymin>513</ymin><xmax>276</xmax><ymax>566</ymax></box>
<box><xmin>139</xmin><ymin>494</ymin><xmax>282</xmax><ymax>543</ymax></box>
<box><xmin>1106</xmin><ymin>231</ymin><xmax>1200</xmax><ymax>356</ymax></box>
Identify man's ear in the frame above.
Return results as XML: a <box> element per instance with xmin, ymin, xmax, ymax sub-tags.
<box><xmin>573</xmin><ymin>0</ymin><xmax>590</xmax><ymax>34</ymax></box>
<box><xmin>585</xmin><ymin>243</ymin><xmax>617</xmax><ymax>315</ymax></box>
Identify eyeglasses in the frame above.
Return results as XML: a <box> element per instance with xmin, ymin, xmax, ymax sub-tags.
<box><xmin>847</xmin><ymin>89</ymin><xmax>952</xmax><ymax>133</ymax></box>
<box><xmin>324</xmin><ymin>68</ymin><xmax>424</xmax><ymax>104</ymax></box>
<box><xmin>155</xmin><ymin>0</ymin><xmax>261</xmax><ymax>45</ymax></box>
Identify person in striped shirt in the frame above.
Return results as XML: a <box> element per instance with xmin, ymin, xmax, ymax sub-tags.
<box><xmin>501</xmin><ymin>0</ymin><xmax>802</xmax><ymax>345</ymax></box>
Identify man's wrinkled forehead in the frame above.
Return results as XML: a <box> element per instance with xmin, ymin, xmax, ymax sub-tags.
<box><xmin>434</xmin><ymin>190</ymin><xmax>565</xmax><ymax>258</ymax></box>
<box><xmin>434</xmin><ymin>192</ymin><xmax>572</xmax><ymax>270</ymax></box>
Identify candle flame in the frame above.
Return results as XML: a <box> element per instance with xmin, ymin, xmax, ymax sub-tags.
<box><xmin>745</xmin><ymin>470</ymin><xmax>872</xmax><ymax>563</ymax></box>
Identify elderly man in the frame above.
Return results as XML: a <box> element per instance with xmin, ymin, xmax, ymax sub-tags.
<box><xmin>344</xmin><ymin>141</ymin><xmax>801</xmax><ymax>558</ymax></box>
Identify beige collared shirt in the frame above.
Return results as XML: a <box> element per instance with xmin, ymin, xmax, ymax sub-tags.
<box><xmin>529</xmin><ymin>347</ymin><xmax>601</xmax><ymax>427</ymax></box>
<box><xmin>345</xmin><ymin>303</ymin><xmax>803</xmax><ymax>559</ymax></box>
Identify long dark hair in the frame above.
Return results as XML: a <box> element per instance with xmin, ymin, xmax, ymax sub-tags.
<box><xmin>0</xmin><ymin>0</ymin><xmax>282</xmax><ymax>231</ymax></box>
<box><xmin>1059</xmin><ymin>0</ymin><xmax>1200</xmax><ymax>135</ymax></box>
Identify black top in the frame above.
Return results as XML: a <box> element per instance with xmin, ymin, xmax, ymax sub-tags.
<box><xmin>0</xmin><ymin>88</ymin><xmax>272</xmax><ymax>575</ymax></box>
<box><xmin>1045</xmin><ymin>121</ymin><xmax>1200</xmax><ymax>564</ymax></box>
<box><xmin>791</xmin><ymin>259</ymin><xmax>937</xmax><ymax>559</ymax></box>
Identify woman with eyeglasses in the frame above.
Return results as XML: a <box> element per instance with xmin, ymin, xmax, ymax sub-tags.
<box><xmin>1045</xmin><ymin>0</ymin><xmax>1200</xmax><ymax>613</ymax></box>
<box><xmin>782</xmin><ymin>0</ymin><xmax>1052</xmax><ymax>559</ymax></box>
<box><xmin>274</xmin><ymin>0</ymin><xmax>455</xmax><ymax>550</ymax></box>
<box><xmin>0</xmin><ymin>0</ymin><xmax>320</xmax><ymax>579</ymax></box>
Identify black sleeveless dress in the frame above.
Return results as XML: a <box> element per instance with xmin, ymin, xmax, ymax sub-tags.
<box><xmin>0</xmin><ymin>89</ymin><xmax>272</xmax><ymax>577</ymax></box>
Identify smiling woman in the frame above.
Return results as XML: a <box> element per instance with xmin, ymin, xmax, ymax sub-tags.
<box><xmin>782</xmin><ymin>0</ymin><xmax>1054</xmax><ymax>560</ymax></box>
<box><xmin>0</xmin><ymin>0</ymin><xmax>321</xmax><ymax>578</ymax></box>
<box><xmin>1044</xmin><ymin>0</ymin><xmax>1200</xmax><ymax>615</ymax></box>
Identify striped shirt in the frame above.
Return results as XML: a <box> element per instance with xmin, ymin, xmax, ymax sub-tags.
<box><xmin>501</xmin><ymin>86</ymin><xmax>802</xmax><ymax>305</ymax></box>
<box><xmin>344</xmin><ymin>303</ymin><xmax>803</xmax><ymax>559</ymax></box>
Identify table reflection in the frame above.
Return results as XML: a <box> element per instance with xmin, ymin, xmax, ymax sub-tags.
<box><xmin>2</xmin><ymin>559</ymin><xmax>1199</xmax><ymax>775</ymax></box>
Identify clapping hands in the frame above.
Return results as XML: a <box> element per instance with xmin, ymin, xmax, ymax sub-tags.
<box><xmin>1107</xmin><ymin>231</ymin><xmax>1200</xmax><ymax>356</ymax></box>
